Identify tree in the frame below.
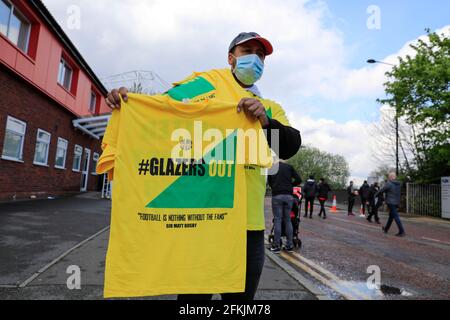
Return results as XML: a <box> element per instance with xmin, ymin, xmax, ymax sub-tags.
<box><xmin>378</xmin><ymin>29</ymin><xmax>450</xmax><ymax>183</ymax></box>
<box><xmin>370</xmin><ymin>106</ymin><xmax>422</xmax><ymax>180</ymax></box>
<box><xmin>129</xmin><ymin>82</ymin><xmax>144</xmax><ymax>94</ymax></box>
<box><xmin>369</xmin><ymin>164</ymin><xmax>394</xmax><ymax>184</ymax></box>
<box><xmin>287</xmin><ymin>146</ymin><xmax>350</xmax><ymax>189</ymax></box>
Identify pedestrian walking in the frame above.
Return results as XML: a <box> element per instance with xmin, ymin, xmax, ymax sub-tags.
<box><xmin>367</xmin><ymin>182</ymin><xmax>381</xmax><ymax>224</ymax></box>
<box><xmin>375</xmin><ymin>173</ymin><xmax>406</xmax><ymax>237</ymax></box>
<box><xmin>268</xmin><ymin>161</ymin><xmax>302</xmax><ymax>253</ymax></box>
<box><xmin>317</xmin><ymin>178</ymin><xmax>332</xmax><ymax>219</ymax></box>
<box><xmin>347</xmin><ymin>181</ymin><xmax>356</xmax><ymax>216</ymax></box>
<box><xmin>359</xmin><ymin>181</ymin><xmax>370</xmax><ymax>216</ymax></box>
<box><xmin>303</xmin><ymin>176</ymin><xmax>318</xmax><ymax>219</ymax></box>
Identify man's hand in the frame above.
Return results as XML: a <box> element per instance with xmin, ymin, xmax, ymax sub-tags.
<box><xmin>106</xmin><ymin>87</ymin><xmax>129</xmax><ymax>109</ymax></box>
<box><xmin>237</xmin><ymin>98</ymin><xmax>270</xmax><ymax>128</ymax></box>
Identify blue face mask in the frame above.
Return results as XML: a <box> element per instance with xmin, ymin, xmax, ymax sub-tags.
<box><xmin>232</xmin><ymin>54</ymin><xmax>264</xmax><ymax>86</ymax></box>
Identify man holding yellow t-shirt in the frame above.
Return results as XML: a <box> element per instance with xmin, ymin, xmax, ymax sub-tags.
<box><xmin>105</xmin><ymin>32</ymin><xmax>302</xmax><ymax>300</ymax></box>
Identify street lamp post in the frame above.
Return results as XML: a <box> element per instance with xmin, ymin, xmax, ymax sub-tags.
<box><xmin>367</xmin><ymin>59</ymin><xmax>399</xmax><ymax>176</ymax></box>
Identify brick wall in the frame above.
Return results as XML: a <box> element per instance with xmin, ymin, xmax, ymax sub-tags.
<box><xmin>0</xmin><ymin>65</ymin><xmax>103</xmax><ymax>201</ymax></box>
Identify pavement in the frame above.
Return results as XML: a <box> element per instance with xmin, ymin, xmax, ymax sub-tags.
<box><xmin>0</xmin><ymin>193</ymin><xmax>317</xmax><ymax>300</ymax></box>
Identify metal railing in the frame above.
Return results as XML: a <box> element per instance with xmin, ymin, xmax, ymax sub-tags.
<box><xmin>406</xmin><ymin>183</ymin><xmax>441</xmax><ymax>217</ymax></box>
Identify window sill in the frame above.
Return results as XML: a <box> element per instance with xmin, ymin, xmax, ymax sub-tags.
<box><xmin>0</xmin><ymin>33</ymin><xmax>36</xmax><ymax>64</ymax></box>
<box><xmin>72</xmin><ymin>169</ymin><xmax>81</xmax><ymax>173</ymax></box>
<box><xmin>91</xmin><ymin>173</ymin><xmax>98</xmax><ymax>176</ymax></box>
<box><xmin>57</xmin><ymin>83</ymin><xmax>76</xmax><ymax>98</ymax></box>
<box><xmin>55</xmin><ymin>166</ymin><xmax>67</xmax><ymax>170</ymax></box>
<box><xmin>33</xmin><ymin>162</ymin><xmax>49</xmax><ymax>167</ymax></box>
<box><xmin>1</xmin><ymin>156</ymin><xmax>24</xmax><ymax>163</ymax></box>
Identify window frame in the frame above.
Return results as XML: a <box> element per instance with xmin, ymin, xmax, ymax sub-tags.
<box><xmin>0</xmin><ymin>0</ymin><xmax>31</xmax><ymax>53</ymax></box>
<box><xmin>91</xmin><ymin>152</ymin><xmax>99</xmax><ymax>175</ymax></box>
<box><xmin>33</xmin><ymin>128</ymin><xmax>51</xmax><ymax>167</ymax></box>
<box><xmin>72</xmin><ymin>144</ymin><xmax>83</xmax><ymax>172</ymax></box>
<box><xmin>57</xmin><ymin>57</ymin><xmax>73</xmax><ymax>91</ymax></box>
<box><xmin>1</xmin><ymin>115</ymin><xmax>27</xmax><ymax>163</ymax></box>
<box><xmin>54</xmin><ymin>137</ymin><xmax>69</xmax><ymax>170</ymax></box>
<box><xmin>89</xmin><ymin>91</ymin><xmax>97</xmax><ymax>114</ymax></box>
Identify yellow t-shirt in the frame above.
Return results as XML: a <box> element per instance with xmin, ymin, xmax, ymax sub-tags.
<box><xmin>169</xmin><ymin>68</ymin><xmax>291</xmax><ymax>231</ymax></box>
<box><xmin>97</xmin><ymin>93</ymin><xmax>271</xmax><ymax>298</ymax></box>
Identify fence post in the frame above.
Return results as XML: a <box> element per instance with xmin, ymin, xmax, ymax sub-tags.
<box><xmin>406</xmin><ymin>183</ymin><xmax>410</xmax><ymax>215</ymax></box>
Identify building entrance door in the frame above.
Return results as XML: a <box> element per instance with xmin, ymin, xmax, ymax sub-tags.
<box><xmin>81</xmin><ymin>148</ymin><xmax>91</xmax><ymax>192</ymax></box>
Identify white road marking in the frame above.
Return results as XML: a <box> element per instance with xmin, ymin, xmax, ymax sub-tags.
<box><xmin>421</xmin><ymin>237</ymin><xmax>450</xmax><ymax>246</ymax></box>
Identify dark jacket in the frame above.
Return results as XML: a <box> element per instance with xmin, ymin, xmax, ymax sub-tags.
<box><xmin>317</xmin><ymin>183</ymin><xmax>332</xmax><ymax>200</ymax></box>
<box><xmin>367</xmin><ymin>186</ymin><xmax>378</xmax><ymax>204</ymax></box>
<box><xmin>303</xmin><ymin>179</ymin><xmax>318</xmax><ymax>199</ymax></box>
<box><xmin>375</xmin><ymin>180</ymin><xmax>402</xmax><ymax>206</ymax></box>
<box><xmin>268</xmin><ymin>163</ymin><xmax>302</xmax><ymax>197</ymax></box>
<box><xmin>347</xmin><ymin>185</ymin><xmax>356</xmax><ymax>200</ymax></box>
<box><xmin>359</xmin><ymin>183</ymin><xmax>370</xmax><ymax>199</ymax></box>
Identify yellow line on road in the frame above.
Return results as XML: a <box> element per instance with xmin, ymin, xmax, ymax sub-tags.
<box><xmin>290</xmin><ymin>251</ymin><xmax>340</xmax><ymax>281</ymax></box>
<box><xmin>264</xmin><ymin>234</ymin><xmax>371</xmax><ymax>300</ymax></box>
<box><xmin>280</xmin><ymin>252</ymin><xmax>367</xmax><ymax>300</ymax></box>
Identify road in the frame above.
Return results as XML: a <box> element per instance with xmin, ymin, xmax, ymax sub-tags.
<box><xmin>1</xmin><ymin>192</ymin><xmax>448</xmax><ymax>300</ymax></box>
<box><xmin>264</xmin><ymin>198</ymin><xmax>450</xmax><ymax>300</ymax></box>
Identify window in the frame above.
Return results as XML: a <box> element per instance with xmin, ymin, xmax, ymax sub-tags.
<box><xmin>91</xmin><ymin>153</ymin><xmax>99</xmax><ymax>175</ymax></box>
<box><xmin>55</xmin><ymin>138</ymin><xmax>68</xmax><ymax>169</ymax></box>
<box><xmin>2</xmin><ymin>116</ymin><xmax>26</xmax><ymax>162</ymax></box>
<box><xmin>33</xmin><ymin>129</ymin><xmax>51</xmax><ymax>166</ymax></box>
<box><xmin>58</xmin><ymin>58</ymin><xmax>73</xmax><ymax>91</ymax></box>
<box><xmin>72</xmin><ymin>145</ymin><xmax>83</xmax><ymax>172</ymax></box>
<box><xmin>0</xmin><ymin>0</ymin><xmax>31</xmax><ymax>53</ymax></box>
<box><xmin>89</xmin><ymin>91</ymin><xmax>97</xmax><ymax>114</ymax></box>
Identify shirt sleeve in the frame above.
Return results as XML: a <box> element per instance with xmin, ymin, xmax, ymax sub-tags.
<box><xmin>96</xmin><ymin>109</ymin><xmax>121</xmax><ymax>181</ymax></box>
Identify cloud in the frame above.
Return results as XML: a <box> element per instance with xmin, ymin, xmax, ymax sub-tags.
<box><xmin>42</xmin><ymin>0</ymin><xmax>346</xmax><ymax>97</ymax></box>
<box><xmin>288</xmin><ymin>113</ymin><xmax>378</xmax><ymax>185</ymax></box>
<box><xmin>41</xmin><ymin>1</ymin><xmax>450</xmax><ymax>186</ymax></box>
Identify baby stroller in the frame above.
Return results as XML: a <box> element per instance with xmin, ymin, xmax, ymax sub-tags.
<box><xmin>269</xmin><ymin>187</ymin><xmax>303</xmax><ymax>249</ymax></box>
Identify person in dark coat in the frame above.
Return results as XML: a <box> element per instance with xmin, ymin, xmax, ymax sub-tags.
<box><xmin>303</xmin><ymin>176</ymin><xmax>318</xmax><ymax>219</ymax></box>
<box><xmin>268</xmin><ymin>161</ymin><xmax>302</xmax><ymax>252</ymax></box>
<box><xmin>359</xmin><ymin>181</ymin><xmax>370</xmax><ymax>216</ymax></box>
<box><xmin>367</xmin><ymin>182</ymin><xmax>381</xmax><ymax>224</ymax></box>
<box><xmin>375</xmin><ymin>173</ymin><xmax>406</xmax><ymax>237</ymax></box>
<box><xmin>317</xmin><ymin>178</ymin><xmax>332</xmax><ymax>219</ymax></box>
<box><xmin>347</xmin><ymin>181</ymin><xmax>356</xmax><ymax>216</ymax></box>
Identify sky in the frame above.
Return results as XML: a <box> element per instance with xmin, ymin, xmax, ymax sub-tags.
<box><xmin>42</xmin><ymin>0</ymin><xmax>450</xmax><ymax>185</ymax></box>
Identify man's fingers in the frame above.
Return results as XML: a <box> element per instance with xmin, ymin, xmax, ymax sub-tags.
<box><xmin>105</xmin><ymin>96</ymin><xmax>113</xmax><ymax>108</ymax></box>
<box><xmin>237</xmin><ymin>98</ymin><xmax>249</xmax><ymax>113</ymax></box>
<box><xmin>111</xmin><ymin>90</ymin><xmax>122</xmax><ymax>106</ymax></box>
<box><xmin>119</xmin><ymin>87</ymin><xmax>129</xmax><ymax>102</ymax></box>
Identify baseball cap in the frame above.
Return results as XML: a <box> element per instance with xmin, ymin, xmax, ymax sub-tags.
<box><xmin>229</xmin><ymin>32</ymin><xmax>274</xmax><ymax>56</ymax></box>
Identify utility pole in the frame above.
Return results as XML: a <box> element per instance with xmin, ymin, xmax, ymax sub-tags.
<box><xmin>367</xmin><ymin>59</ymin><xmax>399</xmax><ymax>176</ymax></box>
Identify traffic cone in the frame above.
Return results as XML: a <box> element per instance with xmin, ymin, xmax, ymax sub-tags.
<box><xmin>331</xmin><ymin>196</ymin><xmax>337</xmax><ymax>213</ymax></box>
